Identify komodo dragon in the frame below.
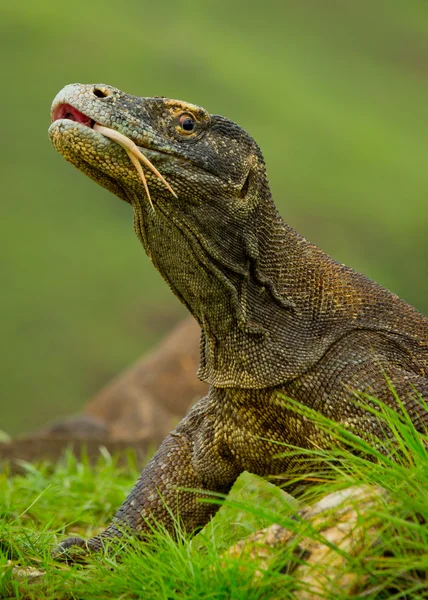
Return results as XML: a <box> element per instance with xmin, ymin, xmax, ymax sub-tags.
<box><xmin>49</xmin><ymin>83</ymin><xmax>428</xmax><ymax>553</ymax></box>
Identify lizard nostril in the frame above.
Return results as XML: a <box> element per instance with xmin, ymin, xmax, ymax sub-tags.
<box><xmin>93</xmin><ymin>87</ymin><xmax>109</xmax><ymax>98</ymax></box>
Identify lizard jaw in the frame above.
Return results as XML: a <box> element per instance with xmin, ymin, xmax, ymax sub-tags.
<box><xmin>50</xmin><ymin>102</ymin><xmax>176</xmax><ymax>207</ymax></box>
<box><xmin>51</xmin><ymin>103</ymin><xmax>95</xmax><ymax>128</ymax></box>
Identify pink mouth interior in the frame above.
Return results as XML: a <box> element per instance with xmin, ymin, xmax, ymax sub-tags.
<box><xmin>52</xmin><ymin>104</ymin><xmax>95</xmax><ymax>127</ymax></box>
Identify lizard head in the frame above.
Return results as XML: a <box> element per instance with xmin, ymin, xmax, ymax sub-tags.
<box><xmin>49</xmin><ymin>83</ymin><xmax>265</xmax><ymax>210</ymax></box>
<box><xmin>49</xmin><ymin>83</ymin><xmax>291</xmax><ymax>388</ymax></box>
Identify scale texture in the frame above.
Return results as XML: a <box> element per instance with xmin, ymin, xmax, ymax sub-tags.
<box><xmin>48</xmin><ymin>84</ymin><xmax>428</xmax><ymax>553</ymax></box>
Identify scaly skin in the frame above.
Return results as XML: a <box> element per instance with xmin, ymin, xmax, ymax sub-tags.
<box><xmin>48</xmin><ymin>84</ymin><xmax>428</xmax><ymax>554</ymax></box>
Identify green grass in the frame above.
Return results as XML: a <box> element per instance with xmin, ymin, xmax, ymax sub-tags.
<box><xmin>1</xmin><ymin>399</ymin><xmax>427</xmax><ymax>599</ymax></box>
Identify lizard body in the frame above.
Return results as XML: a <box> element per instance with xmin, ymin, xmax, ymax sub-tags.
<box><xmin>48</xmin><ymin>84</ymin><xmax>428</xmax><ymax>552</ymax></box>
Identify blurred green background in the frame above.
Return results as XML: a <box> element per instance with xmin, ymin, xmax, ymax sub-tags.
<box><xmin>1</xmin><ymin>0</ymin><xmax>428</xmax><ymax>435</ymax></box>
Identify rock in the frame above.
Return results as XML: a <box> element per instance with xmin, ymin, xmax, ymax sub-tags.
<box><xmin>0</xmin><ymin>317</ymin><xmax>205</xmax><ymax>464</ymax></box>
<box><xmin>40</xmin><ymin>414</ymin><xmax>110</xmax><ymax>438</ymax></box>
<box><xmin>8</xmin><ymin>561</ymin><xmax>44</xmax><ymax>582</ymax></box>
<box><xmin>224</xmin><ymin>485</ymin><xmax>386</xmax><ymax>598</ymax></box>
<box><xmin>83</xmin><ymin>316</ymin><xmax>207</xmax><ymax>442</ymax></box>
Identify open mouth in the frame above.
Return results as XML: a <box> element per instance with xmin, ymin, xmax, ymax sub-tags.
<box><xmin>52</xmin><ymin>103</ymin><xmax>95</xmax><ymax>128</ymax></box>
<box><xmin>51</xmin><ymin>103</ymin><xmax>176</xmax><ymax>208</ymax></box>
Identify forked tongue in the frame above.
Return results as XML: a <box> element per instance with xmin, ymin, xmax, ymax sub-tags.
<box><xmin>93</xmin><ymin>124</ymin><xmax>177</xmax><ymax>211</ymax></box>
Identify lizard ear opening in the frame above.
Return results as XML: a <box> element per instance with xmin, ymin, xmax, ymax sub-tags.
<box><xmin>239</xmin><ymin>172</ymin><xmax>251</xmax><ymax>198</ymax></box>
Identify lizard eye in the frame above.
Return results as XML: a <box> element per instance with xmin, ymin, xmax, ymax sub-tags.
<box><xmin>178</xmin><ymin>114</ymin><xmax>196</xmax><ymax>133</ymax></box>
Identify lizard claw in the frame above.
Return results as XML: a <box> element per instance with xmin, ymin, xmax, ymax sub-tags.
<box><xmin>52</xmin><ymin>536</ymin><xmax>90</xmax><ymax>562</ymax></box>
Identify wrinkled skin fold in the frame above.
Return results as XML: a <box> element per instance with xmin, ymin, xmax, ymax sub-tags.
<box><xmin>49</xmin><ymin>83</ymin><xmax>428</xmax><ymax>555</ymax></box>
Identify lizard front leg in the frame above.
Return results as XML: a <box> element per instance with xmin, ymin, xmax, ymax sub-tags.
<box><xmin>57</xmin><ymin>393</ymin><xmax>243</xmax><ymax>554</ymax></box>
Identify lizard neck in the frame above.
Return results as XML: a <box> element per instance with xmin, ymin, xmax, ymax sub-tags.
<box><xmin>132</xmin><ymin>182</ymin><xmax>422</xmax><ymax>389</ymax></box>
<box><xmin>131</xmin><ymin>185</ymin><xmax>333</xmax><ymax>388</ymax></box>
